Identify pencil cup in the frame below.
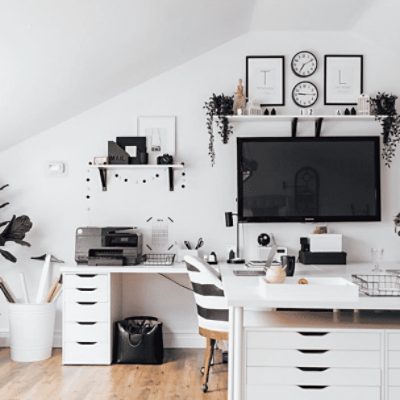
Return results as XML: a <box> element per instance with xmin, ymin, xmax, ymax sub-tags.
<box><xmin>8</xmin><ymin>302</ymin><xmax>56</xmax><ymax>362</ymax></box>
<box><xmin>177</xmin><ymin>249</ymin><xmax>199</xmax><ymax>262</ymax></box>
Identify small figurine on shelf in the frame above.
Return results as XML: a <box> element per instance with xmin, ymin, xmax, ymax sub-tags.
<box><xmin>233</xmin><ymin>79</ymin><xmax>247</xmax><ymax>115</ymax></box>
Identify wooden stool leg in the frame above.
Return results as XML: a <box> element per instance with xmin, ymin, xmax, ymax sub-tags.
<box><xmin>202</xmin><ymin>338</ymin><xmax>216</xmax><ymax>392</ymax></box>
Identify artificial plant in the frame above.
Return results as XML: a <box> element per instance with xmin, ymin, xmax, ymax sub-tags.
<box><xmin>371</xmin><ymin>92</ymin><xmax>400</xmax><ymax>166</ymax></box>
<box><xmin>0</xmin><ymin>184</ymin><xmax>32</xmax><ymax>262</ymax></box>
<box><xmin>204</xmin><ymin>93</ymin><xmax>234</xmax><ymax>166</ymax></box>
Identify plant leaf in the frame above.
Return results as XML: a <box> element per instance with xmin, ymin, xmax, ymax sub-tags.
<box><xmin>0</xmin><ymin>249</ymin><xmax>17</xmax><ymax>263</ymax></box>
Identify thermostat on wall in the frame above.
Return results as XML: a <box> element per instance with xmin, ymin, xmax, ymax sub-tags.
<box><xmin>47</xmin><ymin>161</ymin><xmax>67</xmax><ymax>176</ymax></box>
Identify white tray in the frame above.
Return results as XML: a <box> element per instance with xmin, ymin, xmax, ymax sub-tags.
<box><xmin>259</xmin><ymin>277</ymin><xmax>359</xmax><ymax>301</ymax></box>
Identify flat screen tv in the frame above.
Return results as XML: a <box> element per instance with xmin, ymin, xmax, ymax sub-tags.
<box><xmin>237</xmin><ymin>137</ymin><xmax>381</xmax><ymax>222</ymax></box>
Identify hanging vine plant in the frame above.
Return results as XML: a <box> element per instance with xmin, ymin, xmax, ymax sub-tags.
<box><xmin>371</xmin><ymin>92</ymin><xmax>400</xmax><ymax>166</ymax></box>
<box><xmin>203</xmin><ymin>93</ymin><xmax>234</xmax><ymax>166</ymax></box>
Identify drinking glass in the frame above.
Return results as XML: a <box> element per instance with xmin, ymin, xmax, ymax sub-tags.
<box><xmin>371</xmin><ymin>248</ymin><xmax>384</xmax><ymax>273</ymax></box>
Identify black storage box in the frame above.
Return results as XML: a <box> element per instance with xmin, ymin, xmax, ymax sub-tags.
<box><xmin>299</xmin><ymin>251</ymin><xmax>347</xmax><ymax>265</ymax></box>
<box><xmin>114</xmin><ymin>316</ymin><xmax>164</xmax><ymax>364</ymax></box>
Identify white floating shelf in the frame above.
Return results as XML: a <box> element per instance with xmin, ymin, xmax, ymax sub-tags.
<box><xmin>227</xmin><ymin>115</ymin><xmax>380</xmax><ymax>122</ymax></box>
<box><xmin>89</xmin><ymin>164</ymin><xmax>184</xmax><ymax>169</ymax></box>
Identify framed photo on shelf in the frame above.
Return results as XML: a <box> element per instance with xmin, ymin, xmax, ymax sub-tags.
<box><xmin>246</xmin><ymin>56</ymin><xmax>285</xmax><ymax>106</ymax></box>
<box><xmin>137</xmin><ymin>116</ymin><xmax>176</xmax><ymax>164</ymax></box>
<box><xmin>324</xmin><ymin>55</ymin><xmax>363</xmax><ymax>105</ymax></box>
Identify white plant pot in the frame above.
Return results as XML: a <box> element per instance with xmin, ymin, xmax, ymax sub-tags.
<box><xmin>8</xmin><ymin>302</ymin><xmax>56</xmax><ymax>362</ymax></box>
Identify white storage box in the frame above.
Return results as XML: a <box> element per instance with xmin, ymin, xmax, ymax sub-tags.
<box><xmin>309</xmin><ymin>234</ymin><xmax>342</xmax><ymax>252</ymax></box>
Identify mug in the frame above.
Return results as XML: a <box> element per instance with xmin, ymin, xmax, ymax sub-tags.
<box><xmin>281</xmin><ymin>255</ymin><xmax>296</xmax><ymax>277</ymax></box>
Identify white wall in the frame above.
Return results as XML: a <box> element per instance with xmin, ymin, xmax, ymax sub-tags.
<box><xmin>1</xmin><ymin>30</ymin><xmax>399</xmax><ymax>346</ymax></box>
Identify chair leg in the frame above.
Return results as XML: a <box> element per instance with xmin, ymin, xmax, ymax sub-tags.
<box><xmin>202</xmin><ymin>338</ymin><xmax>216</xmax><ymax>393</ymax></box>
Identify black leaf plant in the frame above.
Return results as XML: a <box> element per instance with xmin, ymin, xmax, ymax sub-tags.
<box><xmin>0</xmin><ymin>184</ymin><xmax>32</xmax><ymax>263</ymax></box>
<box><xmin>371</xmin><ymin>92</ymin><xmax>400</xmax><ymax>166</ymax></box>
<box><xmin>204</xmin><ymin>93</ymin><xmax>234</xmax><ymax>166</ymax></box>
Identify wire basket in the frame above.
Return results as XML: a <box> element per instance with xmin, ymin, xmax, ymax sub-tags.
<box><xmin>142</xmin><ymin>253</ymin><xmax>176</xmax><ymax>266</ymax></box>
<box><xmin>352</xmin><ymin>274</ymin><xmax>400</xmax><ymax>296</ymax></box>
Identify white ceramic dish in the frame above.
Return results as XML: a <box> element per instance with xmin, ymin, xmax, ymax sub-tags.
<box><xmin>259</xmin><ymin>277</ymin><xmax>359</xmax><ymax>301</ymax></box>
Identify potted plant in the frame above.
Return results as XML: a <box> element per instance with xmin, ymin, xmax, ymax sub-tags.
<box><xmin>371</xmin><ymin>92</ymin><xmax>400</xmax><ymax>166</ymax></box>
<box><xmin>204</xmin><ymin>93</ymin><xmax>234</xmax><ymax>166</ymax></box>
<box><xmin>0</xmin><ymin>184</ymin><xmax>32</xmax><ymax>261</ymax></box>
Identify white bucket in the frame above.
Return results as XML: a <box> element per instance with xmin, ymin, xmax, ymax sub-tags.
<box><xmin>8</xmin><ymin>302</ymin><xmax>56</xmax><ymax>362</ymax></box>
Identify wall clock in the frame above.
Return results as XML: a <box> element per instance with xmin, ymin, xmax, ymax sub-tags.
<box><xmin>291</xmin><ymin>51</ymin><xmax>318</xmax><ymax>77</ymax></box>
<box><xmin>292</xmin><ymin>81</ymin><xmax>318</xmax><ymax>108</ymax></box>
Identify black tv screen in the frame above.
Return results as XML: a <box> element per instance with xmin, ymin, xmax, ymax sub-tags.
<box><xmin>237</xmin><ymin>137</ymin><xmax>381</xmax><ymax>222</ymax></box>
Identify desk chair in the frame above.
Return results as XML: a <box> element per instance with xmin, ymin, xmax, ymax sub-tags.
<box><xmin>184</xmin><ymin>255</ymin><xmax>228</xmax><ymax>393</ymax></box>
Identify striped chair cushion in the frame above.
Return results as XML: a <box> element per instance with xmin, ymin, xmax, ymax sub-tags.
<box><xmin>184</xmin><ymin>255</ymin><xmax>228</xmax><ymax>332</ymax></box>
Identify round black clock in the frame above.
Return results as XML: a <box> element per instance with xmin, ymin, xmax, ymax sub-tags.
<box><xmin>291</xmin><ymin>51</ymin><xmax>318</xmax><ymax>77</ymax></box>
<box><xmin>292</xmin><ymin>81</ymin><xmax>318</xmax><ymax>108</ymax></box>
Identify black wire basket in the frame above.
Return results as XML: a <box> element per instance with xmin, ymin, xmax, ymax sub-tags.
<box><xmin>352</xmin><ymin>274</ymin><xmax>400</xmax><ymax>296</ymax></box>
<box><xmin>142</xmin><ymin>254</ymin><xmax>176</xmax><ymax>266</ymax></box>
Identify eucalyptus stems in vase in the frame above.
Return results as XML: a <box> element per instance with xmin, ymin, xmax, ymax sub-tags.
<box><xmin>204</xmin><ymin>93</ymin><xmax>234</xmax><ymax>166</ymax></box>
<box><xmin>371</xmin><ymin>92</ymin><xmax>400</xmax><ymax>166</ymax></box>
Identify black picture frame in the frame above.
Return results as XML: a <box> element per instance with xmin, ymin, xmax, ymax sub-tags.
<box><xmin>246</xmin><ymin>56</ymin><xmax>285</xmax><ymax>106</ymax></box>
<box><xmin>324</xmin><ymin>55</ymin><xmax>363</xmax><ymax>105</ymax></box>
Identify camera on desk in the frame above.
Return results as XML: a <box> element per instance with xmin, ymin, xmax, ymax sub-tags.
<box><xmin>157</xmin><ymin>154</ymin><xmax>173</xmax><ymax>165</ymax></box>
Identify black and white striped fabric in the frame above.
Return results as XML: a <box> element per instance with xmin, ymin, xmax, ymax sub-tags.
<box><xmin>184</xmin><ymin>255</ymin><xmax>228</xmax><ymax>333</ymax></box>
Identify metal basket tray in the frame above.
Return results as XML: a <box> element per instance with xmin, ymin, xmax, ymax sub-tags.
<box><xmin>352</xmin><ymin>274</ymin><xmax>400</xmax><ymax>297</ymax></box>
<box><xmin>142</xmin><ymin>253</ymin><xmax>176</xmax><ymax>266</ymax></box>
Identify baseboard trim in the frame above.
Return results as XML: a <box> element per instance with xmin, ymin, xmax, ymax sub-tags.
<box><xmin>0</xmin><ymin>330</ymin><xmax>204</xmax><ymax>349</ymax></box>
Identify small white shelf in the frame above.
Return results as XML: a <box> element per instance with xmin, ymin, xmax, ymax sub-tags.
<box><xmin>89</xmin><ymin>164</ymin><xmax>184</xmax><ymax>169</ymax></box>
<box><xmin>227</xmin><ymin>115</ymin><xmax>380</xmax><ymax>122</ymax></box>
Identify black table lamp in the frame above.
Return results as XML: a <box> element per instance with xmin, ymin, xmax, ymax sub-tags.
<box><xmin>225</xmin><ymin>212</ymin><xmax>245</xmax><ymax>264</ymax></box>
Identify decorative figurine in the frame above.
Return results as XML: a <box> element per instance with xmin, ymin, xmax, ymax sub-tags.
<box><xmin>233</xmin><ymin>79</ymin><xmax>247</xmax><ymax>115</ymax></box>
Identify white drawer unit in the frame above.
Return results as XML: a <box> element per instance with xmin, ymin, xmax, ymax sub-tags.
<box><xmin>64</xmin><ymin>273</ymin><xmax>109</xmax><ymax>291</ymax></box>
<box><xmin>246</xmin><ymin>385</ymin><xmax>381</xmax><ymax>400</ymax></box>
<box><xmin>63</xmin><ymin>341</ymin><xmax>110</xmax><ymax>365</ymax></box>
<box><xmin>388</xmin><ymin>387</ymin><xmax>400</xmax><ymax>400</ymax></box>
<box><xmin>245</xmin><ymin>328</ymin><xmax>383</xmax><ymax>400</ymax></box>
<box><xmin>64</xmin><ymin>286</ymin><xmax>109</xmax><ymax>302</ymax></box>
<box><xmin>64</xmin><ymin>322</ymin><xmax>109</xmax><ymax>342</ymax></box>
<box><xmin>64</xmin><ymin>301</ymin><xmax>109</xmax><ymax>322</ymax></box>
<box><xmin>388</xmin><ymin>369</ymin><xmax>400</xmax><ymax>385</ymax></box>
<box><xmin>387</xmin><ymin>333</ymin><xmax>400</xmax><ymax>350</ymax></box>
<box><xmin>246</xmin><ymin>330</ymin><xmax>381</xmax><ymax>351</ymax></box>
<box><xmin>62</xmin><ymin>272</ymin><xmax>120</xmax><ymax>365</ymax></box>
<box><xmin>247</xmin><ymin>348</ymin><xmax>381</xmax><ymax>368</ymax></box>
<box><xmin>388</xmin><ymin>351</ymin><xmax>400</xmax><ymax>368</ymax></box>
<box><xmin>247</xmin><ymin>366</ymin><xmax>381</xmax><ymax>386</ymax></box>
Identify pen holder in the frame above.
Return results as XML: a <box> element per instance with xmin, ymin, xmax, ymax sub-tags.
<box><xmin>8</xmin><ymin>302</ymin><xmax>56</xmax><ymax>362</ymax></box>
<box><xmin>177</xmin><ymin>249</ymin><xmax>199</xmax><ymax>263</ymax></box>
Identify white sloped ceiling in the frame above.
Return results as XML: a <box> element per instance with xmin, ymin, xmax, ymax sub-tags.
<box><xmin>0</xmin><ymin>0</ymin><xmax>390</xmax><ymax>150</ymax></box>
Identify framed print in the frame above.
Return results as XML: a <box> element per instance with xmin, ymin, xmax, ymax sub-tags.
<box><xmin>137</xmin><ymin>116</ymin><xmax>176</xmax><ymax>164</ymax></box>
<box><xmin>246</xmin><ymin>56</ymin><xmax>285</xmax><ymax>106</ymax></box>
<box><xmin>324</xmin><ymin>55</ymin><xmax>363</xmax><ymax>105</ymax></box>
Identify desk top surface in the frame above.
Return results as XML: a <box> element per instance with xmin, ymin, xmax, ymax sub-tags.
<box><xmin>61</xmin><ymin>263</ymin><xmax>187</xmax><ymax>274</ymax></box>
<box><xmin>221</xmin><ymin>262</ymin><xmax>400</xmax><ymax>310</ymax></box>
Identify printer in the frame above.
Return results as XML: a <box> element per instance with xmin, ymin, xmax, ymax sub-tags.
<box><xmin>75</xmin><ymin>227</ymin><xmax>143</xmax><ymax>266</ymax></box>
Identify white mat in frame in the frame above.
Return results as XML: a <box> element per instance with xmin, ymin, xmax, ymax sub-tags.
<box><xmin>137</xmin><ymin>116</ymin><xmax>176</xmax><ymax>164</ymax></box>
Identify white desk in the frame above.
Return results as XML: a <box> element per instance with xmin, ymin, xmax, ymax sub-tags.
<box><xmin>220</xmin><ymin>263</ymin><xmax>400</xmax><ymax>400</ymax></box>
<box><xmin>60</xmin><ymin>263</ymin><xmax>187</xmax><ymax>365</ymax></box>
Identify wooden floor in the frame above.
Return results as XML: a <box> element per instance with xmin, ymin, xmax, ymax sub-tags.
<box><xmin>0</xmin><ymin>348</ymin><xmax>227</xmax><ymax>400</ymax></box>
